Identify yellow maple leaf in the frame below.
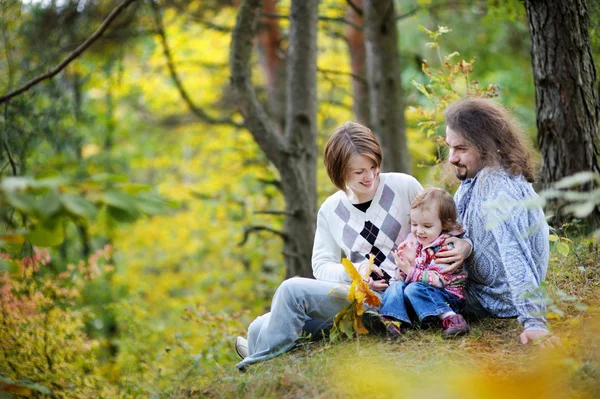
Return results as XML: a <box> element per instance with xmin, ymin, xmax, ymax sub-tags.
<box><xmin>331</xmin><ymin>255</ymin><xmax>382</xmax><ymax>337</ymax></box>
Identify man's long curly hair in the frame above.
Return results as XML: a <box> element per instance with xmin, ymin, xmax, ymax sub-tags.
<box><xmin>444</xmin><ymin>97</ymin><xmax>539</xmax><ymax>183</ymax></box>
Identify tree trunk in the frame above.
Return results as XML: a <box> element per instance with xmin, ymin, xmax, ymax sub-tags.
<box><xmin>363</xmin><ymin>0</ymin><xmax>410</xmax><ymax>173</ymax></box>
<box><xmin>524</xmin><ymin>0</ymin><xmax>600</xmax><ymax>220</ymax></box>
<box><xmin>345</xmin><ymin>0</ymin><xmax>370</xmax><ymax>126</ymax></box>
<box><xmin>256</xmin><ymin>0</ymin><xmax>286</xmax><ymax>131</ymax></box>
<box><xmin>231</xmin><ymin>0</ymin><xmax>318</xmax><ymax>278</ymax></box>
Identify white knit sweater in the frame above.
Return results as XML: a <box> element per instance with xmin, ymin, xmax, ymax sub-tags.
<box><xmin>312</xmin><ymin>173</ymin><xmax>423</xmax><ymax>284</ymax></box>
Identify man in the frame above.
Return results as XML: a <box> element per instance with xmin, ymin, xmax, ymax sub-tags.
<box><xmin>441</xmin><ymin>97</ymin><xmax>552</xmax><ymax>345</ymax></box>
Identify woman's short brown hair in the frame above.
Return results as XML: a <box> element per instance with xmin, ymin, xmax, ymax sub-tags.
<box><xmin>410</xmin><ymin>187</ymin><xmax>462</xmax><ymax>232</ymax></box>
<box><xmin>324</xmin><ymin>121</ymin><xmax>383</xmax><ymax>191</ymax></box>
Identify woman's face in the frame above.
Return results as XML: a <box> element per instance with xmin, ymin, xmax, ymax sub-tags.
<box><xmin>345</xmin><ymin>154</ymin><xmax>380</xmax><ymax>202</ymax></box>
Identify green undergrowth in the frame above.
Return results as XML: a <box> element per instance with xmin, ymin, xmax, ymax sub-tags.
<box><xmin>192</xmin><ymin>239</ymin><xmax>600</xmax><ymax>399</ymax></box>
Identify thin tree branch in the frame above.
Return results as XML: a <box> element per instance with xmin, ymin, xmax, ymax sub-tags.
<box><xmin>318</xmin><ymin>67</ymin><xmax>367</xmax><ymax>84</ymax></box>
<box><xmin>260</xmin><ymin>11</ymin><xmax>363</xmax><ymax>31</ymax></box>
<box><xmin>0</xmin><ymin>0</ymin><xmax>139</xmax><ymax>104</ymax></box>
<box><xmin>238</xmin><ymin>225</ymin><xmax>288</xmax><ymax>246</ymax></box>
<box><xmin>346</xmin><ymin>0</ymin><xmax>363</xmax><ymax>17</ymax></box>
<box><xmin>257</xmin><ymin>178</ymin><xmax>282</xmax><ymax>190</ymax></box>
<box><xmin>396</xmin><ymin>1</ymin><xmax>476</xmax><ymax>21</ymax></box>
<box><xmin>150</xmin><ymin>0</ymin><xmax>242</xmax><ymax>127</ymax></box>
<box><xmin>255</xmin><ymin>210</ymin><xmax>293</xmax><ymax>216</ymax></box>
<box><xmin>199</xmin><ymin>21</ymin><xmax>233</xmax><ymax>33</ymax></box>
<box><xmin>396</xmin><ymin>7</ymin><xmax>420</xmax><ymax>20</ymax></box>
<box><xmin>3</xmin><ymin>105</ymin><xmax>17</xmax><ymax>176</ymax></box>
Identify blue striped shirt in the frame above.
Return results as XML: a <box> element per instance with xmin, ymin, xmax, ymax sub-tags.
<box><xmin>455</xmin><ymin>167</ymin><xmax>549</xmax><ymax>331</ymax></box>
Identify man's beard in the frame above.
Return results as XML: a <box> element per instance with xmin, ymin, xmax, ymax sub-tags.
<box><xmin>453</xmin><ymin>164</ymin><xmax>468</xmax><ymax>181</ymax></box>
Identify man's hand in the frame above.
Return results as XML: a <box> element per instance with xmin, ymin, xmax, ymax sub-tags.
<box><xmin>434</xmin><ymin>237</ymin><xmax>472</xmax><ymax>273</ymax></box>
<box><xmin>519</xmin><ymin>330</ymin><xmax>560</xmax><ymax>347</ymax></box>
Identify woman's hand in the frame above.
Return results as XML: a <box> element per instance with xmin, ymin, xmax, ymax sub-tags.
<box><xmin>362</xmin><ymin>265</ymin><xmax>388</xmax><ymax>291</ymax></box>
<box><xmin>368</xmin><ymin>277</ymin><xmax>389</xmax><ymax>291</ymax></box>
<box><xmin>434</xmin><ymin>236</ymin><xmax>472</xmax><ymax>273</ymax></box>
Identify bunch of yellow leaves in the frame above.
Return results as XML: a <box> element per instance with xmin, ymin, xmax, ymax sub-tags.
<box><xmin>330</xmin><ymin>254</ymin><xmax>382</xmax><ymax>338</ymax></box>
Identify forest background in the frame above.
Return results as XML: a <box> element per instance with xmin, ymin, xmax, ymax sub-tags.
<box><xmin>0</xmin><ymin>0</ymin><xmax>599</xmax><ymax>398</ymax></box>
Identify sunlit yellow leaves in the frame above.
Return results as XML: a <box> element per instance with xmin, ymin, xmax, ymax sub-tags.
<box><xmin>331</xmin><ymin>256</ymin><xmax>382</xmax><ymax>338</ymax></box>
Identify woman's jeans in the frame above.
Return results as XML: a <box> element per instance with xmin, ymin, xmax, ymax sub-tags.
<box><xmin>380</xmin><ymin>281</ymin><xmax>464</xmax><ymax>325</ymax></box>
<box><xmin>237</xmin><ymin>277</ymin><xmax>350</xmax><ymax>370</ymax></box>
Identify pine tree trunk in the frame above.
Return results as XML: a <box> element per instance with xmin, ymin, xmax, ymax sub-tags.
<box><xmin>363</xmin><ymin>0</ymin><xmax>410</xmax><ymax>173</ymax></box>
<box><xmin>345</xmin><ymin>0</ymin><xmax>370</xmax><ymax>126</ymax></box>
<box><xmin>524</xmin><ymin>0</ymin><xmax>600</xmax><ymax>221</ymax></box>
<box><xmin>256</xmin><ymin>0</ymin><xmax>286</xmax><ymax>131</ymax></box>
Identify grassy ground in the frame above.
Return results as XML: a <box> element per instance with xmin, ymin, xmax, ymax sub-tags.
<box><xmin>194</xmin><ymin>240</ymin><xmax>600</xmax><ymax>399</ymax></box>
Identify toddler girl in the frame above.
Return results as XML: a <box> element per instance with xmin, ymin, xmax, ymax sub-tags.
<box><xmin>378</xmin><ymin>187</ymin><xmax>469</xmax><ymax>337</ymax></box>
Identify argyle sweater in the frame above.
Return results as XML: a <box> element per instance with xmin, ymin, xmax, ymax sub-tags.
<box><xmin>312</xmin><ymin>173</ymin><xmax>423</xmax><ymax>284</ymax></box>
<box><xmin>455</xmin><ymin>167</ymin><xmax>549</xmax><ymax>331</ymax></box>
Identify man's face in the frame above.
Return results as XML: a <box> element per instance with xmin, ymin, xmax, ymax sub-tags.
<box><xmin>445</xmin><ymin>126</ymin><xmax>483</xmax><ymax>181</ymax></box>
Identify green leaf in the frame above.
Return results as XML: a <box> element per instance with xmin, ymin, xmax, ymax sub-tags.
<box><xmin>102</xmin><ymin>190</ymin><xmax>137</xmax><ymax>213</ymax></box>
<box><xmin>548</xmin><ymin>235</ymin><xmax>559</xmax><ymax>242</ymax></box>
<box><xmin>574</xmin><ymin>303</ymin><xmax>589</xmax><ymax>311</ymax></box>
<box><xmin>411</xmin><ymin>80</ymin><xmax>431</xmax><ymax>98</ymax></box>
<box><xmin>556</xmin><ymin>242</ymin><xmax>570</xmax><ymax>257</ymax></box>
<box><xmin>106</xmin><ymin>205</ymin><xmax>139</xmax><ymax>223</ymax></box>
<box><xmin>60</xmin><ymin>194</ymin><xmax>97</xmax><ymax>220</ymax></box>
<box><xmin>564</xmin><ymin>201</ymin><xmax>596</xmax><ymax>218</ymax></box>
<box><xmin>0</xmin><ymin>234</ymin><xmax>25</xmax><ymax>244</ymax></box>
<box><xmin>37</xmin><ymin>192</ymin><xmax>62</xmax><ymax>218</ymax></box>
<box><xmin>4</xmin><ymin>191</ymin><xmax>36</xmax><ymax>213</ymax></box>
<box><xmin>89</xmin><ymin>173</ymin><xmax>129</xmax><ymax>183</ymax></box>
<box><xmin>26</xmin><ymin>222</ymin><xmax>64</xmax><ymax>247</ymax></box>
<box><xmin>0</xmin><ymin>176</ymin><xmax>34</xmax><ymax>193</ymax></box>
<box><xmin>339</xmin><ymin>316</ymin><xmax>354</xmax><ymax>338</ymax></box>
<box><xmin>30</xmin><ymin>176</ymin><xmax>67</xmax><ymax>190</ymax></box>
<box><xmin>122</xmin><ymin>183</ymin><xmax>153</xmax><ymax>194</ymax></box>
<box><xmin>0</xmin><ymin>259</ymin><xmax>11</xmax><ymax>271</ymax></box>
<box><xmin>135</xmin><ymin>193</ymin><xmax>166</xmax><ymax>215</ymax></box>
<box><xmin>553</xmin><ymin>172</ymin><xmax>598</xmax><ymax>189</ymax></box>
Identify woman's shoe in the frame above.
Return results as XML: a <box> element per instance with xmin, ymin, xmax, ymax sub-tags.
<box><xmin>235</xmin><ymin>336</ymin><xmax>249</xmax><ymax>359</ymax></box>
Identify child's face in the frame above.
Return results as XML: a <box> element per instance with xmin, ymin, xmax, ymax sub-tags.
<box><xmin>410</xmin><ymin>206</ymin><xmax>443</xmax><ymax>246</ymax></box>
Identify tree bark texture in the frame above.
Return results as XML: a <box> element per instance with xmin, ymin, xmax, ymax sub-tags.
<box><xmin>230</xmin><ymin>0</ymin><xmax>318</xmax><ymax>278</ymax></box>
<box><xmin>524</xmin><ymin>0</ymin><xmax>600</xmax><ymax>185</ymax></box>
<box><xmin>363</xmin><ymin>0</ymin><xmax>410</xmax><ymax>174</ymax></box>
<box><xmin>345</xmin><ymin>0</ymin><xmax>370</xmax><ymax>126</ymax></box>
<box><xmin>256</xmin><ymin>0</ymin><xmax>287</xmax><ymax>131</ymax></box>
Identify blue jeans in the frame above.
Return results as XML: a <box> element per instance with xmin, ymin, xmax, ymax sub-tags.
<box><xmin>237</xmin><ymin>277</ymin><xmax>350</xmax><ymax>369</ymax></box>
<box><xmin>380</xmin><ymin>282</ymin><xmax>464</xmax><ymax>324</ymax></box>
<box><xmin>238</xmin><ymin>277</ymin><xmax>382</xmax><ymax>369</ymax></box>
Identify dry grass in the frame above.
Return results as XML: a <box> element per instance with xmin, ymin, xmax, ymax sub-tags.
<box><xmin>195</xmin><ymin>239</ymin><xmax>600</xmax><ymax>399</ymax></box>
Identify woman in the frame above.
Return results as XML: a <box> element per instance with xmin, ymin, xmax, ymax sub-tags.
<box><xmin>235</xmin><ymin>121</ymin><xmax>470</xmax><ymax>370</ymax></box>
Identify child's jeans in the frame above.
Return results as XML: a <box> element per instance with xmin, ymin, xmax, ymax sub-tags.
<box><xmin>380</xmin><ymin>281</ymin><xmax>464</xmax><ymax>324</ymax></box>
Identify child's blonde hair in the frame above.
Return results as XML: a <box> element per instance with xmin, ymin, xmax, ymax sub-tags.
<box><xmin>411</xmin><ymin>188</ymin><xmax>462</xmax><ymax>232</ymax></box>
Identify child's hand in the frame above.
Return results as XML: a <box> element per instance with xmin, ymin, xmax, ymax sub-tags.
<box><xmin>392</xmin><ymin>249</ymin><xmax>411</xmax><ymax>275</ymax></box>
